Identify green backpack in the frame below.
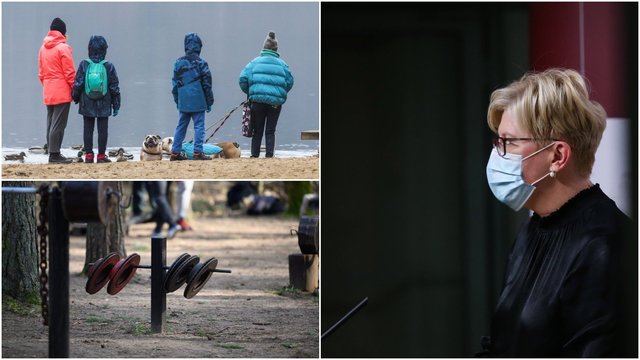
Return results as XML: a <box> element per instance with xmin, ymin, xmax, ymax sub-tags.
<box><xmin>85</xmin><ymin>59</ymin><xmax>108</xmax><ymax>99</ymax></box>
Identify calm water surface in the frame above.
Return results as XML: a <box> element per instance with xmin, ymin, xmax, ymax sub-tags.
<box><xmin>2</xmin><ymin>2</ymin><xmax>319</xmax><ymax>153</ymax></box>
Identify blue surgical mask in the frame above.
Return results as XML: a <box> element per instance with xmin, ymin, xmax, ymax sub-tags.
<box><xmin>486</xmin><ymin>143</ymin><xmax>555</xmax><ymax>211</ymax></box>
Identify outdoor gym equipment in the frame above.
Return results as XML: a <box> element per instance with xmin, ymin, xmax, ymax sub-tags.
<box><xmin>1</xmin><ymin>182</ymin><xmax>231</xmax><ymax>358</ymax></box>
<box><xmin>3</xmin><ymin>182</ymin><xmax>122</xmax><ymax>357</ymax></box>
<box><xmin>288</xmin><ymin>214</ymin><xmax>319</xmax><ymax>292</ymax></box>
<box><xmin>86</xmin><ymin>252</ymin><xmax>231</xmax><ymax>297</ymax></box>
<box><xmin>292</xmin><ymin>215</ymin><xmax>319</xmax><ymax>254</ymax></box>
<box><xmin>85</xmin><ymin>239</ymin><xmax>231</xmax><ymax>335</ymax></box>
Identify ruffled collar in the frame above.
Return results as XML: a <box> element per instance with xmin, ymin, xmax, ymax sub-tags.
<box><xmin>531</xmin><ymin>184</ymin><xmax>602</xmax><ymax>229</ymax></box>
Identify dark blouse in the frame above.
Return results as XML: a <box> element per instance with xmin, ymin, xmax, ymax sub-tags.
<box><xmin>490</xmin><ymin>184</ymin><xmax>632</xmax><ymax>357</ymax></box>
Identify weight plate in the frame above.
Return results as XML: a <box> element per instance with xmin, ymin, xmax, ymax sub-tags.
<box><xmin>106</xmin><ymin>253</ymin><xmax>140</xmax><ymax>295</ymax></box>
<box><xmin>184</xmin><ymin>257</ymin><xmax>218</xmax><ymax>299</ymax></box>
<box><xmin>163</xmin><ymin>253</ymin><xmax>191</xmax><ymax>293</ymax></box>
<box><xmin>165</xmin><ymin>255</ymin><xmax>199</xmax><ymax>293</ymax></box>
<box><xmin>86</xmin><ymin>257</ymin><xmax>102</xmax><ymax>281</ymax></box>
<box><xmin>87</xmin><ymin>252</ymin><xmax>119</xmax><ymax>280</ymax></box>
<box><xmin>86</xmin><ymin>252</ymin><xmax>120</xmax><ymax>294</ymax></box>
<box><xmin>165</xmin><ymin>253</ymin><xmax>190</xmax><ymax>282</ymax></box>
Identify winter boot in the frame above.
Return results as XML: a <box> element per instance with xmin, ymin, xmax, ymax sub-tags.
<box><xmin>48</xmin><ymin>152</ymin><xmax>73</xmax><ymax>164</ymax></box>
<box><xmin>97</xmin><ymin>154</ymin><xmax>112</xmax><ymax>163</ymax></box>
<box><xmin>193</xmin><ymin>152</ymin><xmax>212</xmax><ymax>160</ymax></box>
<box><xmin>170</xmin><ymin>152</ymin><xmax>189</xmax><ymax>161</ymax></box>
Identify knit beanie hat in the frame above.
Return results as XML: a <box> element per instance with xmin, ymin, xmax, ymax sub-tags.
<box><xmin>263</xmin><ymin>31</ymin><xmax>278</xmax><ymax>51</ymax></box>
<box><xmin>50</xmin><ymin>17</ymin><xmax>66</xmax><ymax>35</ymax></box>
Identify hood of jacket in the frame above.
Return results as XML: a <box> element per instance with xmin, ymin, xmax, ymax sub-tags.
<box><xmin>88</xmin><ymin>35</ymin><xmax>108</xmax><ymax>62</ymax></box>
<box><xmin>43</xmin><ymin>30</ymin><xmax>67</xmax><ymax>49</ymax></box>
<box><xmin>184</xmin><ymin>32</ymin><xmax>202</xmax><ymax>56</ymax></box>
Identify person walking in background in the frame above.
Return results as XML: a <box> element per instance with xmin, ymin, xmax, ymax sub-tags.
<box><xmin>170</xmin><ymin>32</ymin><xmax>214</xmax><ymax>161</ymax></box>
<box><xmin>239</xmin><ymin>31</ymin><xmax>294</xmax><ymax>158</ymax></box>
<box><xmin>38</xmin><ymin>17</ymin><xmax>76</xmax><ymax>164</ymax></box>
<box><xmin>129</xmin><ymin>181</ymin><xmax>156</xmax><ymax>225</ymax></box>
<box><xmin>147</xmin><ymin>181</ymin><xmax>180</xmax><ymax>239</ymax></box>
<box><xmin>72</xmin><ymin>35</ymin><xmax>121</xmax><ymax>163</ymax></box>
<box><xmin>176</xmin><ymin>181</ymin><xmax>194</xmax><ymax>231</ymax></box>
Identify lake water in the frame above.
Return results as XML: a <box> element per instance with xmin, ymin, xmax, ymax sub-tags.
<box><xmin>2</xmin><ymin>145</ymin><xmax>318</xmax><ymax>164</ymax></box>
<box><xmin>2</xmin><ymin>2</ymin><xmax>319</xmax><ymax>155</ymax></box>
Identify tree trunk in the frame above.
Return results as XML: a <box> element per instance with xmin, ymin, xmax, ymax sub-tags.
<box><xmin>84</xmin><ymin>182</ymin><xmax>126</xmax><ymax>274</ymax></box>
<box><xmin>2</xmin><ymin>181</ymin><xmax>39</xmax><ymax>302</ymax></box>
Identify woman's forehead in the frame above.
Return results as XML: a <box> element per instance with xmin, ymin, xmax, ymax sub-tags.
<box><xmin>498</xmin><ymin>109</ymin><xmax>527</xmax><ymax>136</ymax></box>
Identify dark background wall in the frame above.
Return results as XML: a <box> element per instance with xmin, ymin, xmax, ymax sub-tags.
<box><xmin>320</xmin><ymin>2</ymin><xmax>637</xmax><ymax>357</ymax></box>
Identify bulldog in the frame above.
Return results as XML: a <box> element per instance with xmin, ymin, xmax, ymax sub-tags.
<box><xmin>162</xmin><ymin>137</ymin><xmax>174</xmax><ymax>154</ymax></box>
<box><xmin>140</xmin><ymin>135</ymin><xmax>164</xmax><ymax>161</ymax></box>
<box><xmin>214</xmin><ymin>142</ymin><xmax>241</xmax><ymax>159</ymax></box>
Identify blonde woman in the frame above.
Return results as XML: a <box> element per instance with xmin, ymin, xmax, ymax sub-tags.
<box><xmin>484</xmin><ymin>68</ymin><xmax>633</xmax><ymax>356</ymax></box>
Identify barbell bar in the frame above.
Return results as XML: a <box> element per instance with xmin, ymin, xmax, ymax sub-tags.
<box><xmin>87</xmin><ymin>261</ymin><xmax>231</xmax><ymax>273</ymax></box>
<box><xmin>132</xmin><ymin>265</ymin><xmax>231</xmax><ymax>273</ymax></box>
<box><xmin>1</xmin><ymin>187</ymin><xmax>40</xmax><ymax>193</ymax></box>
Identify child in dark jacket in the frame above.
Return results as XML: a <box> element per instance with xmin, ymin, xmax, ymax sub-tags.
<box><xmin>170</xmin><ymin>32</ymin><xmax>214</xmax><ymax>161</ymax></box>
<box><xmin>72</xmin><ymin>35</ymin><xmax>121</xmax><ymax>163</ymax></box>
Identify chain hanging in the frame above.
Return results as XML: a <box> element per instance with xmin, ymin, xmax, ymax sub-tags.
<box><xmin>36</xmin><ymin>184</ymin><xmax>49</xmax><ymax>326</ymax></box>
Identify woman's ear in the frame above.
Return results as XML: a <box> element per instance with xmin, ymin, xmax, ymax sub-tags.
<box><xmin>550</xmin><ymin>141</ymin><xmax>571</xmax><ymax>172</ymax></box>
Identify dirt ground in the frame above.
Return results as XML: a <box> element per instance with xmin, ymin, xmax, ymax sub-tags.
<box><xmin>2</xmin><ymin>156</ymin><xmax>319</xmax><ymax>180</ymax></box>
<box><xmin>2</xmin><ymin>216</ymin><xmax>319</xmax><ymax>358</ymax></box>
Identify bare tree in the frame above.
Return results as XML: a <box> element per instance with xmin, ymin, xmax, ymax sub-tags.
<box><xmin>83</xmin><ymin>182</ymin><xmax>127</xmax><ymax>274</ymax></box>
<box><xmin>2</xmin><ymin>181</ymin><xmax>39</xmax><ymax>302</ymax></box>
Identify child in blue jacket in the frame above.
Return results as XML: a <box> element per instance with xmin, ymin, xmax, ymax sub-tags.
<box><xmin>170</xmin><ymin>32</ymin><xmax>214</xmax><ymax>161</ymax></box>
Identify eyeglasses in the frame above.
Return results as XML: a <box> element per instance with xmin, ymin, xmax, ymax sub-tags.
<box><xmin>492</xmin><ymin>136</ymin><xmax>557</xmax><ymax>157</ymax></box>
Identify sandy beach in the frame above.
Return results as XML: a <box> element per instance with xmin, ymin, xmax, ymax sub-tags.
<box><xmin>2</xmin><ymin>156</ymin><xmax>319</xmax><ymax>180</ymax></box>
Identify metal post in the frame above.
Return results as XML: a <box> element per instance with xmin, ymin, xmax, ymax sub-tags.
<box><xmin>150</xmin><ymin>236</ymin><xmax>166</xmax><ymax>333</ymax></box>
<box><xmin>48</xmin><ymin>188</ymin><xmax>69</xmax><ymax>357</ymax></box>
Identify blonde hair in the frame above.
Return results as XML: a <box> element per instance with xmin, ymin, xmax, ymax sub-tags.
<box><xmin>487</xmin><ymin>68</ymin><xmax>607</xmax><ymax>177</ymax></box>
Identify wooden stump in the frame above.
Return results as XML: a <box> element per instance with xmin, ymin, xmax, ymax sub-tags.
<box><xmin>288</xmin><ymin>254</ymin><xmax>319</xmax><ymax>292</ymax></box>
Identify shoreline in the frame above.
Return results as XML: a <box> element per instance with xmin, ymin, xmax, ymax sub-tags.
<box><xmin>2</xmin><ymin>156</ymin><xmax>319</xmax><ymax>180</ymax></box>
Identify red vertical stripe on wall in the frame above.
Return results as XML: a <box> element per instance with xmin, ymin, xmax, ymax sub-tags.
<box><xmin>583</xmin><ymin>3</ymin><xmax>627</xmax><ymax>118</ymax></box>
<box><xmin>529</xmin><ymin>3</ymin><xmax>581</xmax><ymax>71</ymax></box>
<box><xmin>529</xmin><ymin>3</ymin><xmax>628</xmax><ymax>118</ymax></box>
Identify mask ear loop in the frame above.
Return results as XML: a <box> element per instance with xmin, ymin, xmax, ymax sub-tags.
<box><xmin>522</xmin><ymin>141</ymin><xmax>556</xmax><ymax>161</ymax></box>
<box><xmin>531</xmin><ymin>171</ymin><xmax>553</xmax><ymax>186</ymax></box>
<box><xmin>524</xmin><ymin>141</ymin><xmax>557</xmax><ymax>186</ymax></box>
